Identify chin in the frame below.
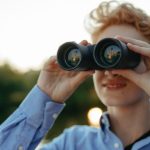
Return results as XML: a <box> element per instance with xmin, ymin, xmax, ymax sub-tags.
<box><xmin>100</xmin><ymin>96</ymin><xmax>138</xmax><ymax>107</ymax></box>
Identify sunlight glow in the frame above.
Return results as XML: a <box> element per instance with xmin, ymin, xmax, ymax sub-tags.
<box><xmin>87</xmin><ymin>107</ymin><xmax>103</xmax><ymax>127</ymax></box>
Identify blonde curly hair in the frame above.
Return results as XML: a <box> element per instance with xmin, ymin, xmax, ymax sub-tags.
<box><xmin>84</xmin><ymin>1</ymin><xmax>150</xmax><ymax>43</ymax></box>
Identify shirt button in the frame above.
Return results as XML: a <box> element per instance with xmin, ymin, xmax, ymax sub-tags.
<box><xmin>18</xmin><ymin>145</ymin><xmax>24</xmax><ymax>150</ymax></box>
<box><xmin>101</xmin><ymin>118</ymin><xmax>105</xmax><ymax>123</ymax></box>
<box><xmin>52</xmin><ymin>113</ymin><xmax>58</xmax><ymax>119</ymax></box>
<box><xmin>114</xmin><ymin>143</ymin><xmax>120</xmax><ymax>149</ymax></box>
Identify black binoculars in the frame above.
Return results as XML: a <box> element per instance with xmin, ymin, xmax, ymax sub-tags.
<box><xmin>57</xmin><ymin>38</ymin><xmax>141</xmax><ymax>71</ymax></box>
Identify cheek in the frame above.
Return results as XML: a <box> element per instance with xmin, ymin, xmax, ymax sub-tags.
<box><xmin>93</xmin><ymin>71</ymin><xmax>104</xmax><ymax>85</ymax></box>
<box><xmin>124</xmin><ymin>83</ymin><xmax>147</xmax><ymax>104</ymax></box>
<box><xmin>93</xmin><ymin>71</ymin><xmax>104</xmax><ymax>94</ymax></box>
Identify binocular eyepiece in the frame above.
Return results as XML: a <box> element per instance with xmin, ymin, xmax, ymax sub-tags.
<box><xmin>57</xmin><ymin>38</ymin><xmax>141</xmax><ymax>71</ymax></box>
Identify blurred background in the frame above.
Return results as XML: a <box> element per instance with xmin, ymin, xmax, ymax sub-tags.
<box><xmin>0</xmin><ymin>0</ymin><xmax>149</xmax><ymax>144</ymax></box>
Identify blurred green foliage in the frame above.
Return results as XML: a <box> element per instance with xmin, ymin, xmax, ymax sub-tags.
<box><xmin>0</xmin><ymin>63</ymin><xmax>39</xmax><ymax>122</ymax></box>
<box><xmin>0</xmin><ymin>63</ymin><xmax>106</xmax><ymax>141</ymax></box>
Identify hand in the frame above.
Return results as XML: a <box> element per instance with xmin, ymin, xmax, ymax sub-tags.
<box><xmin>37</xmin><ymin>40</ymin><xmax>94</xmax><ymax>103</ymax></box>
<box><xmin>112</xmin><ymin>36</ymin><xmax>150</xmax><ymax>96</ymax></box>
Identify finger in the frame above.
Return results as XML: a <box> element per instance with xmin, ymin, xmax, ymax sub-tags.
<box><xmin>73</xmin><ymin>70</ymin><xmax>95</xmax><ymax>84</ymax></box>
<box><xmin>127</xmin><ymin>43</ymin><xmax>150</xmax><ymax>57</ymax></box>
<box><xmin>115</xmin><ymin>35</ymin><xmax>149</xmax><ymax>47</ymax></box>
<box><xmin>47</xmin><ymin>56</ymin><xmax>57</xmax><ymax>63</ymax></box>
<box><xmin>43</xmin><ymin>56</ymin><xmax>61</xmax><ymax>71</ymax></box>
<box><xmin>79</xmin><ymin>40</ymin><xmax>89</xmax><ymax>46</ymax></box>
<box><xmin>143</xmin><ymin>56</ymin><xmax>150</xmax><ymax>70</ymax></box>
<box><xmin>79</xmin><ymin>40</ymin><xmax>92</xmax><ymax>46</ymax></box>
<box><xmin>44</xmin><ymin>56</ymin><xmax>56</xmax><ymax>67</ymax></box>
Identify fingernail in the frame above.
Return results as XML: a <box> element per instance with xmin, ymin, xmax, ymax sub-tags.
<box><xmin>114</xmin><ymin>35</ymin><xmax>121</xmax><ymax>38</ymax></box>
<box><xmin>127</xmin><ymin>43</ymin><xmax>132</xmax><ymax>46</ymax></box>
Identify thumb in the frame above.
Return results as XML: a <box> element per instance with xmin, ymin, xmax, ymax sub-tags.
<box><xmin>112</xmin><ymin>69</ymin><xmax>141</xmax><ymax>86</ymax></box>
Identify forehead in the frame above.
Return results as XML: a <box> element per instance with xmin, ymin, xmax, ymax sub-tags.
<box><xmin>96</xmin><ymin>25</ymin><xmax>149</xmax><ymax>42</ymax></box>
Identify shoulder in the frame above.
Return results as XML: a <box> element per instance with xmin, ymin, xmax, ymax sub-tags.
<box><xmin>41</xmin><ymin>125</ymin><xmax>101</xmax><ymax>149</ymax></box>
<box><xmin>63</xmin><ymin>125</ymin><xmax>99</xmax><ymax>138</ymax></box>
<box><xmin>68</xmin><ymin>125</ymin><xmax>98</xmax><ymax>132</ymax></box>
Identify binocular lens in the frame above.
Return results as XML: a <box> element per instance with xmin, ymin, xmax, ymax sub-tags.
<box><xmin>102</xmin><ymin>45</ymin><xmax>121</xmax><ymax>65</ymax></box>
<box><xmin>65</xmin><ymin>48</ymin><xmax>82</xmax><ymax>67</ymax></box>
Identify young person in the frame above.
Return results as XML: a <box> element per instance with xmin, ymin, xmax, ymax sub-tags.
<box><xmin>0</xmin><ymin>1</ymin><xmax>150</xmax><ymax>150</ymax></box>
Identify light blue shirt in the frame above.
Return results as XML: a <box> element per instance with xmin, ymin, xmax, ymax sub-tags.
<box><xmin>0</xmin><ymin>85</ymin><xmax>150</xmax><ymax>150</ymax></box>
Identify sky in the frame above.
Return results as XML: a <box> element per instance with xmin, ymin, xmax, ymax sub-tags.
<box><xmin>0</xmin><ymin>0</ymin><xmax>149</xmax><ymax>72</ymax></box>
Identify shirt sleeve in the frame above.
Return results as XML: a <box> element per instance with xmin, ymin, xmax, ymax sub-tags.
<box><xmin>0</xmin><ymin>85</ymin><xmax>65</xmax><ymax>150</ymax></box>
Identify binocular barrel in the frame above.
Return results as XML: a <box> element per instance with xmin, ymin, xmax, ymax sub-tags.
<box><xmin>57</xmin><ymin>38</ymin><xmax>141</xmax><ymax>71</ymax></box>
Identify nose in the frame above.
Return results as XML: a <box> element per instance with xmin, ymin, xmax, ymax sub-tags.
<box><xmin>104</xmin><ymin>70</ymin><xmax>118</xmax><ymax>79</ymax></box>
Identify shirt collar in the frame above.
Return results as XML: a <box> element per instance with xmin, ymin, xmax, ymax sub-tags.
<box><xmin>99</xmin><ymin>112</ymin><xmax>111</xmax><ymax>131</ymax></box>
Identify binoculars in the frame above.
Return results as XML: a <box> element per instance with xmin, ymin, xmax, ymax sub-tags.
<box><xmin>57</xmin><ymin>38</ymin><xmax>141</xmax><ymax>71</ymax></box>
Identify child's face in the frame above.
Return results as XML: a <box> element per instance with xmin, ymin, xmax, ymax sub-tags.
<box><xmin>93</xmin><ymin>24</ymin><xmax>149</xmax><ymax>107</ymax></box>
